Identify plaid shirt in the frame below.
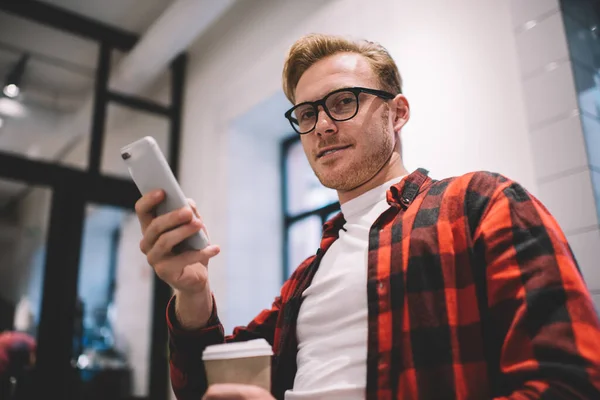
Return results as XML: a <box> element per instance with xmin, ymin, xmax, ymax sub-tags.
<box><xmin>167</xmin><ymin>168</ymin><xmax>600</xmax><ymax>400</ymax></box>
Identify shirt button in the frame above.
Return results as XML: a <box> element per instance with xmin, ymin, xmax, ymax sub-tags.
<box><xmin>379</xmin><ymin>282</ymin><xmax>384</xmax><ymax>289</ymax></box>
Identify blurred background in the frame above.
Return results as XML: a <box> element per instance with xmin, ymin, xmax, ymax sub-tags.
<box><xmin>0</xmin><ymin>0</ymin><xmax>598</xmax><ymax>399</ymax></box>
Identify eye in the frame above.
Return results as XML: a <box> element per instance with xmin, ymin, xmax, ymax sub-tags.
<box><xmin>300</xmin><ymin>110</ymin><xmax>315</xmax><ymax>121</ymax></box>
<box><xmin>294</xmin><ymin>105</ymin><xmax>315</xmax><ymax>122</ymax></box>
<box><xmin>328</xmin><ymin>92</ymin><xmax>357</xmax><ymax>114</ymax></box>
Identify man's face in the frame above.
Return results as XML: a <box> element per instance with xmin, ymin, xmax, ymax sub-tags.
<box><xmin>294</xmin><ymin>53</ymin><xmax>405</xmax><ymax>192</ymax></box>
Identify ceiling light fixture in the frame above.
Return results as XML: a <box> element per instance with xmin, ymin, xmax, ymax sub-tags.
<box><xmin>2</xmin><ymin>54</ymin><xmax>29</xmax><ymax>99</ymax></box>
<box><xmin>2</xmin><ymin>84</ymin><xmax>19</xmax><ymax>98</ymax></box>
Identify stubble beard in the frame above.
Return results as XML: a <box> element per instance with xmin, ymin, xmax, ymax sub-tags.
<box><xmin>313</xmin><ymin>109</ymin><xmax>394</xmax><ymax>192</ymax></box>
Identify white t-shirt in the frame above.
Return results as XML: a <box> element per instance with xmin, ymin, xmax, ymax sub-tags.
<box><xmin>285</xmin><ymin>177</ymin><xmax>404</xmax><ymax>400</ymax></box>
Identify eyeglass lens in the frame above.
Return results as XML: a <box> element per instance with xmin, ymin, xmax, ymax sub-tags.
<box><xmin>292</xmin><ymin>90</ymin><xmax>358</xmax><ymax>133</ymax></box>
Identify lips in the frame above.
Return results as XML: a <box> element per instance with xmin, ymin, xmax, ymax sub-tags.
<box><xmin>316</xmin><ymin>144</ymin><xmax>352</xmax><ymax>158</ymax></box>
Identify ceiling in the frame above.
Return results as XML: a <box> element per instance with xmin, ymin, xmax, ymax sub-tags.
<box><xmin>37</xmin><ymin>0</ymin><xmax>175</xmax><ymax>35</ymax></box>
<box><xmin>0</xmin><ymin>0</ymin><xmax>241</xmax><ymax>211</ymax></box>
<box><xmin>0</xmin><ymin>0</ymin><xmax>176</xmax><ymax>112</ymax></box>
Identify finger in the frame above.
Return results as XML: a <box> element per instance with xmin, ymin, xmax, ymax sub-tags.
<box><xmin>186</xmin><ymin>198</ymin><xmax>211</xmax><ymax>239</ymax></box>
<box><xmin>146</xmin><ymin>218</ymin><xmax>204</xmax><ymax>264</ymax></box>
<box><xmin>164</xmin><ymin>244</ymin><xmax>220</xmax><ymax>275</ymax></box>
<box><xmin>141</xmin><ymin>206</ymin><xmax>195</xmax><ymax>253</ymax></box>
<box><xmin>187</xmin><ymin>198</ymin><xmax>202</xmax><ymax>220</ymax></box>
<box><xmin>203</xmin><ymin>383</ymin><xmax>267</xmax><ymax>400</ymax></box>
<box><xmin>179</xmin><ymin>244</ymin><xmax>221</xmax><ymax>266</ymax></box>
<box><xmin>135</xmin><ymin>190</ymin><xmax>165</xmax><ymax>232</ymax></box>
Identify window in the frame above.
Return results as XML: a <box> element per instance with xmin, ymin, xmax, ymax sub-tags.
<box><xmin>281</xmin><ymin>135</ymin><xmax>340</xmax><ymax>279</ymax></box>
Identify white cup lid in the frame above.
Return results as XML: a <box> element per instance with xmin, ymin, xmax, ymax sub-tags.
<box><xmin>202</xmin><ymin>338</ymin><xmax>273</xmax><ymax>361</ymax></box>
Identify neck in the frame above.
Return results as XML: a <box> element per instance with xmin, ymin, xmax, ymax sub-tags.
<box><xmin>337</xmin><ymin>153</ymin><xmax>408</xmax><ymax>205</ymax></box>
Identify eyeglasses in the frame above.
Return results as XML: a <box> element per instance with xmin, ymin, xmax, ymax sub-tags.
<box><xmin>284</xmin><ymin>86</ymin><xmax>396</xmax><ymax>135</ymax></box>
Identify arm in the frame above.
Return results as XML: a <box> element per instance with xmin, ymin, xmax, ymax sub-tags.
<box><xmin>167</xmin><ymin>273</ymin><xmax>299</xmax><ymax>400</ymax></box>
<box><xmin>474</xmin><ymin>180</ymin><xmax>600</xmax><ymax>399</ymax></box>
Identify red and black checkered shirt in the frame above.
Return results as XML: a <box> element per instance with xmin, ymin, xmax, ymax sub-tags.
<box><xmin>167</xmin><ymin>168</ymin><xmax>600</xmax><ymax>399</ymax></box>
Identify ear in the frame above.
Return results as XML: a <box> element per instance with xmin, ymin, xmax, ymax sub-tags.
<box><xmin>391</xmin><ymin>94</ymin><xmax>410</xmax><ymax>134</ymax></box>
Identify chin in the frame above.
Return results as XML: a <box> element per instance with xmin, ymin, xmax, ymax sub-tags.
<box><xmin>317</xmin><ymin>157</ymin><xmax>387</xmax><ymax>192</ymax></box>
<box><xmin>316</xmin><ymin>169</ymin><xmax>362</xmax><ymax>191</ymax></box>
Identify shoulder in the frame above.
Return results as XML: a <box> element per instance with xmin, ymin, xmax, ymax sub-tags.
<box><xmin>423</xmin><ymin>170</ymin><xmax>523</xmax><ymax>203</ymax></box>
<box><xmin>428</xmin><ymin>170</ymin><xmax>511</xmax><ymax>194</ymax></box>
<box><xmin>422</xmin><ymin>170</ymin><xmax>530</xmax><ymax>233</ymax></box>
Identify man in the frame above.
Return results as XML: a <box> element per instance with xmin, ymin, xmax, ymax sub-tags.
<box><xmin>135</xmin><ymin>34</ymin><xmax>600</xmax><ymax>400</ymax></box>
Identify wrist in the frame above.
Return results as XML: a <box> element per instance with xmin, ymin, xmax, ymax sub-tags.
<box><xmin>175</xmin><ymin>287</ymin><xmax>213</xmax><ymax>329</ymax></box>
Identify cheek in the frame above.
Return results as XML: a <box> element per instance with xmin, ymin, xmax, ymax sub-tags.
<box><xmin>299</xmin><ymin>137</ymin><xmax>312</xmax><ymax>155</ymax></box>
<box><xmin>354</xmin><ymin>120</ymin><xmax>390</xmax><ymax>154</ymax></box>
<box><xmin>338</xmin><ymin>120</ymin><xmax>363</xmax><ymax>141</ymax></box>
<box><xmin>346</xmin><ymin>120</ymin><xmax>373</xmax><ymax>147</ymax></box>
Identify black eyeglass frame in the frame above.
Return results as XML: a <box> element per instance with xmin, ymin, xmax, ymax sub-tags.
<box><xmin>284</xmin><ymin>86</ymin><xmax>397</xmax><ymax>135</ymax></box>
<box><xmin>284</xmin><ymin>86</ymin><xmax>396</xmax><ymax>135</ymax></box>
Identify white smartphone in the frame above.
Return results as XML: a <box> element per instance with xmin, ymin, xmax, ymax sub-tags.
<box><xmin>120</xmin><ymin>136</ymin><xmax>210</xmax><ymax>253</ymax></box>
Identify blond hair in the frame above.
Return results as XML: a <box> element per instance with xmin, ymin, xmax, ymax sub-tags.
<box><xmin>282</xmin><ymin>33</ymin><xmax>402</xmax><ymax>104</ymax></box>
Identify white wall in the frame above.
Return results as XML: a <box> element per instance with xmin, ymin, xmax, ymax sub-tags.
<box><xmin>225</xmin><ymin>99</ymin><xmax>289</xmax><ymax>330</ymax></box>
<box><xmin>179</xmin><ymin>0</ymin><xmax>536</xmax><ymax>330</ymax></box>
<box><xmin>507</xmin><ymin>0</ymin><xmax>600</xmax><ymax>308</ymax></box>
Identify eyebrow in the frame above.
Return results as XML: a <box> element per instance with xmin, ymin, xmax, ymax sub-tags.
<box><xmin>296</xmin><ymin>86</ymin><xmax>354</xmax><ymax>105</ymax></box>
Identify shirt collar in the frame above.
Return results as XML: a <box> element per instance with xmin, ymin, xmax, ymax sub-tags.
<box><xmin>321</xmin><ymin>168</ymin><xmax>431</xmax><ymax>247</ymax></box>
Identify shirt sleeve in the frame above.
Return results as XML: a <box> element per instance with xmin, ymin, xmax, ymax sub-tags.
<box><xmin>167</xmin><ymin>286</ymin><xmax>288</xmax><ymax>400</ymax></box>
<box><xmin>474</xmin><ymin>180</ymin><xmax>600</xmax><ymax>399</ymax></box>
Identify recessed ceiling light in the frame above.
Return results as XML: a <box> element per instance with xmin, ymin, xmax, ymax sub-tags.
<box><xmin>3</xmin><ymin>84</ymin><xmax>20</xmax><ymax>98</ymax></box>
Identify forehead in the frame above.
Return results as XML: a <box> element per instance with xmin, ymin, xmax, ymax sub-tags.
<box><xmin>295</xmin><ymin>52</ymin><xmax>378</xmax><ymax>104</ymax></box>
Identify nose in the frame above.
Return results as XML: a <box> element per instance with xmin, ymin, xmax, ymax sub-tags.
<box><xmin>314</xmin><ymin>105</ymin><xmax>337</xmax><ymax>137</ymax></box>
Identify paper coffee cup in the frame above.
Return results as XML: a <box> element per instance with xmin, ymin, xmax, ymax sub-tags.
<box><xmin>202</xmin><ymin>339</ymin><xmax>273</xmax><ymax>391</ymax></box>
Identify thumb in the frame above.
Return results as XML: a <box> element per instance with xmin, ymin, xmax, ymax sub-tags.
<box><xmin>180</xmin><ymin>244</ymin><xmax>220</xmax><ymax>267</ymax></box>
<box><xmin>203</xmin><ymin>244</ymin><xmax>220</xmax><ymax>258</ymax></box>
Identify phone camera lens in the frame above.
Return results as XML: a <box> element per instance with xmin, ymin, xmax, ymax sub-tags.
<box><xmin>121</xmin><ymin>152</ymin><xmax>131</xmax><ymax>160</ymax></box>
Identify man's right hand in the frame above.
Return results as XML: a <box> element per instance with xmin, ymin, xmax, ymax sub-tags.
<box><xmin>135</xmin><ymin>189</ymin><xmax>220</xmax><ymax>328</ymax></box>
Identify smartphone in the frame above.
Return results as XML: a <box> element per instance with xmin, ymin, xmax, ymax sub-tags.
<box><xmin>120</xmin><ymin>136</ymin><xmax>210</xmax><ymax>253</ymax></box>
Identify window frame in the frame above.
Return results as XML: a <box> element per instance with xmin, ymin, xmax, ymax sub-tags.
<box><xmin>280</xmin><ymin>134</ymin><xmax>340</xmax><ymax>280</ymax></box>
